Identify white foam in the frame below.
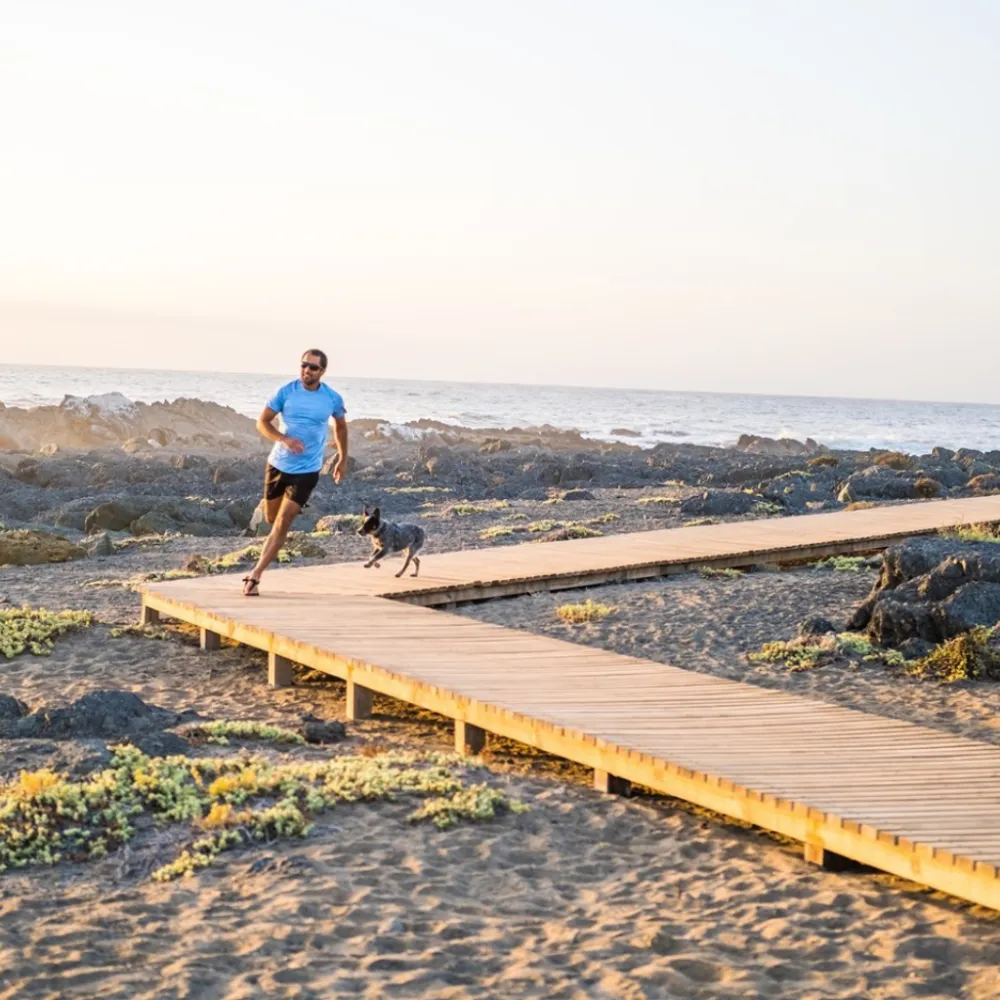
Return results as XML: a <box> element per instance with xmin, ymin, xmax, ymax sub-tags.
<box><xmin>60</xmin><ymin>392</ymin><xmax>137</xmax><ymax>417</ymax></box>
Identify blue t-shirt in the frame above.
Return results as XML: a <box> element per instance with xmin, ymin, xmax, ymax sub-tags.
<box><xmin>266</xmin><ymin>380</ymin><xmax>346</xmax><ymax>474</ymax></box>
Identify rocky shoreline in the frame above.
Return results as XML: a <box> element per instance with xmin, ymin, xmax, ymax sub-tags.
<box><xmin>3</xmin><ymin>394</ymin><xmax>1000</xmax><ymax>552</ymax></box>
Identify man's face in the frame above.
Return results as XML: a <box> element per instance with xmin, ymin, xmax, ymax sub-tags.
<box><xmin>300</xmin><ymin>354</ymin><xmax>325</xmax><ymax>388</ymax></box>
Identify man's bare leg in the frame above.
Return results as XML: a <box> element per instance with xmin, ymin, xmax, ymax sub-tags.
<box><xmin>243</xmin><ymin>496</ymin><xmax>300</xmax><ymax>593</ymax></box>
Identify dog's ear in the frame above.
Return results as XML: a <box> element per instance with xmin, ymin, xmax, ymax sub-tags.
<box><xmin>362</xmin><ymin>505</ymin><xmax>369</xmax><ymax>517</ymax></box>
<box><xmin>373</xmin><ymin>507</ymin><xmax>381</xmax><ymax>520</ymax></box>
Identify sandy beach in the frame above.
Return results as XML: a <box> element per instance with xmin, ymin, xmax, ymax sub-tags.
<box><xmin>4</xmin><ymin>404</ymin><xmax>1000</xmax><ymax>997</ymax></box>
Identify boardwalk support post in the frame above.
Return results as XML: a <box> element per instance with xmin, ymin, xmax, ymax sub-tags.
<box><xmin>455</xmin><ymin>720</ymin><xmax>486</xmax><ymax>755</ymax></box>
<box><xmin>268</xmin><ymin>652</ymin><xmax>293</xmax><ymax>688</ymax></box>
<box><xmin>140</xmin><ymin>603</ymin><xmax>159</xmax><ymax>626</ymax></box>
<box><xmin>200</xmin><ymin>628</ymin><xmax>221</xmax><ymax>652</ymax></box>
<box><xmin>594</xmin><ymin>769</ymin><xmax>631</xmax><ymax>796</ymax></box>
<box><xmin>347</xmin><ymin>678</ymin><xmax>373</xmax><ymax>720</ymax></box>
<box><xmin>803</xmin><ymin>842</ymin><xmax>865</xmax><ymax>872</ymax></box>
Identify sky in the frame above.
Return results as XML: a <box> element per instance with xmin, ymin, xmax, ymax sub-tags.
<box><xmin>1</xmin><ymin>1</ymin><xmax>999</xmax><ymax>401</ymax></box>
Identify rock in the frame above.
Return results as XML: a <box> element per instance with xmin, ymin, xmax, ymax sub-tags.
<box><xmin>611</xmin><ymin>428</ymin><xmax>642</xmax><ymax>438</ymax></box>
<box><xmin>969</xmin><ymin>473</ymin><xmax>1000</xmax><ymax>494</ymax></box>
<box><xmin>479</xmin><ymin>438</ymin><xmax>512</xmax><ymax>454</ymax></box>
<box><xmin>425</xmin><ymin>453</ymin><xmax>456</xmax><ymax>477</ymax></box>
<box><xmin>868</xmin><ymin>598</ymin><xmax>937</xmax><ymax>647</ymax></box>
<box><xmin>898</xmin><ymin>637</ymin><xmax>935</xmax><ymax>661</ymax></box>
<box><xmin>54</xmin><ymin>499</ymin><xmax>98</xmax><ymax>532</ymax></box>
<box><xmin>321</xmin><ymin>454</ymin><xmax>359</xmax><ymax>477</ymax></box>
<box><xmin>148</xmin><ymin>427</ymin><xmax>170</xmax><ymax>446</ymax></box>
<box><xmin>680</xmin><ymin>490</ymin><xmax>758</xmax><ymax>517</ymax></box>
<box><xmin>561</xmin><ymin>461</ymin><xmax>597</xmax><ymax>483</ymax></box>
<box><xmin>518</xmin><ymin>487</ymin><xmax>549</xmax><ymax>502</ymax></box>
<box><xmin>213</xmin><ymin>463</ymin><xmax>246</xmax><ymax>485</ymax></box>
<box><xmin>88</xmin><ymin>532</ymin><xmax>114</xmax><ymax>557</ymax></box>
<box><xmin>225</xmin><ymin>498</ymin><xmax>258</xmax><ymax>530</ymax></box>
<box><xmin>914</xmin><ymin>477</ymin><xmax>943</xmax><ymax>498</ymax></box>
<box><xmin>85</xmin><ymin>499</ymin><xmax>152</xmax><ymax>533</ymax></box>
<box><xmin>797</xmin><ymin>617</ymin><xmax>836</xmax><ymax>637</ymax></box>
<box><xmin>89</xmin><ymin>462</ymin><xmax>112</xmax><ymax>485</ymax></box>
<box><xmin>121</xmin><ymin>437</ymin><xmax>149</xmax><ymax>454</ymax></box>
<box><xmin>301</xmin><ymin>719</ymin><xmax>347</xmax><ymax>744</ymax></box>
<box><xmin>931</xmin><ymin>446</ymin><xmax>955</xmax><ymax>461</ymax></box>
<box><xmin>849</xmin><ymin>538</ymin><xmax>1000</xmax><ymax>646</ymax></box>
<box><xmin>839</xmin><ymin>466</ymin><xmax>922</xmax><ymax>502</ymax></box>
<box><xmin>130</xmin><ymin>507</ymin><xmax>224</xmax><ymax>537</ymax></box>
<box><xmin>38</xmin><ymin>442</ymin><xmax>59</xmax><ymax>456</ymax></box>
<box><xmin>182</xmin><ymin>553</ymin><xmax>211</xmax><ymax>573</ymax></box>
<box><xmin>920</xmin><ymin>462</ymin><xmax>971</xmax><ymax>489</ymax></box>
<box><xmin>1</xmin><ymin>691</ymin><xmax>186</xmax><ymax>746</ymax></box>
<box><xmin>561</xmin><ymin>489</ymin><xmax>596</xmax><ymax>501</ymax></box>
<box><xmin>0</xmin><ymin>695</ymin><xmax>28</xmax><ymax>721</ymax></box>
<box><xmin>759</xmin><ymin>471</ymin><xmax>837</xmax><ymax>512</ymax></box>
<box><xmin>0</xmin><ymin>530</ymin><xmax>86</xmax><ymax>566</ymax></box>
<box><xmin>735</xmin><ymin>434</ymin><xmax>823</xmax><ymax>457</ymax></box>
<box><xmin>936</xmin><ymin>581</ymin><xmax>1000</xmax><ymax>637</ymax></box>
<box><xmin>966</xmin><ymin>460</ymin><xmax>995</xmax><ymax>478</ymax></box>
<box><xmin>248</xmin><ymin>503</ymin><xmax>270</xmax><ymax>536</ymax></box>
<box><xmin>128</xmin><ymin>511</ymin><xmax>177</xmax><ymax>536</ymax></box>
<box><xmin>526</xmin><ymin>462</ymin><xmax>563</xmax><ymax>487</ymax></box>
<box><xmin>0</xmin><ymin>393</ymin><xmax>258</xmax><ymax>452</ymax></box>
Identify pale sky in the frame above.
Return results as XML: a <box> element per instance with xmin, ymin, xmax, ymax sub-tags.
<box><xmin>2</xmin><ymin>1</ymin><xmax>999</xmax><ymax>401</ymax></box>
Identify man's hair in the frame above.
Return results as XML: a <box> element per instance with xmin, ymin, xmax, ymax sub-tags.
<box><xmin>303</xmin><ymin>349</ymin><xmax>328</xmax><ymax>370</ymax></box>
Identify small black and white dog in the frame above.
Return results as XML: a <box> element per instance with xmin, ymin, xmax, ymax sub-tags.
<box><xmin>358</xmin><ymin>506</ymin><xmax>426</xmax><ymax>578</ymax></box>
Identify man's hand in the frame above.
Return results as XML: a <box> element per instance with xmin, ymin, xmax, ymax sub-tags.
<box><xmin>331</xmin><ymin>457</ymin><xmax>347</xmax><ymax>484</ymax></box>
<box><xmin>283</xmin><ymin>436</ymin><xmax>305</xmax><ymax>454</ymax></box>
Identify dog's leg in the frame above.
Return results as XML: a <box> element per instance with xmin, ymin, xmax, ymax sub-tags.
<box><xmin>411</xmin><ymin>555</ymin><xmax>420</xmax><ymax>577</ymax></box>
<box><xmin>395</xmin><ymin>551</ymin><xmax>413</xmax><ymax>578</ymax></box>
<box><xmin>365</xmin><ymin>547</ymin><xmax>385</xmax><ymax>569</ymax></box>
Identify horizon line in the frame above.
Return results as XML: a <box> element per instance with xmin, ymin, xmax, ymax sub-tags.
<box><xmin>1</xmin><ymin>358</ymin><xmax>999</xmax><ymax>413</ymax></box>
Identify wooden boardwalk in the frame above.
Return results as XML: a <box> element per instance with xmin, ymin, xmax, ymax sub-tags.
<box><xmin>140</xmin><ymin>497</ymin><xmax>1000</xmax><ymax>910</ymax></box>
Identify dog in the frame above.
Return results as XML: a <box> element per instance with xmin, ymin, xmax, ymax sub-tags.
<box><xmin>357</xmin><ymin>506</ymin><xmax>426</xmax><ymax>578</ymax></box>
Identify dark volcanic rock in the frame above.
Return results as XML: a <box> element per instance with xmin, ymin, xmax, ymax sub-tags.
<box><xmin>838</xmin><ymin>467</ymin><xmax>923</xmax><ymax>503</ymax></box>
<box><xmin>797</xmin><ymin>617</ymin><xmax>836</xmax><ymax>637</ymax></box>
<box><xmin>759</xmin><ymin>470</ymin><xmax>839</xmax><ymax>511</ymax></box>
<box><xmin>968</xmin><ymin>473</ymin><xmax>1000</xmax><ymax>494</ymax></box>
<box><xmin>301</xmin><ymin>718</ymin><xmax>347</xmax><ymax>744</ymax></box>
<box><xmin>937</xmin><ymin>581</ymin><xmax>1000</xmax><ymax>636</ymax></box>
<box><xmin>849</xmin><ymin>538</ymin><xmax>1000</xmax><ymax>646</ymax></box>
<box><xmin>1</xmin><ymin>691</ymin><xmax>188</xmax><ymax>755</ymax></box>
<box><xmin>0</xmin><ymin>695</ymin><xmax>28</xmax><ymax>721</ymax></box>
<box><xmin>736</xmin><ymin>434</ymin><xmax>823</xmax><ymax>456</ymax></box>
<box><xmin>85</xmin><ymin>498</ymin><xmax>153</xmax><ymax>533</ymax></box>
<box><xmin>680</xmin><ymin>490</ymin><xmax>759</xmax><ymax>517</ymax></box>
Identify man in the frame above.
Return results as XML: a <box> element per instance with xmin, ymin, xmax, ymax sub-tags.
<box><xmin>242</xmin><ymin>349</ymin><xmax>348</xmax><ymax>596</ymax></box>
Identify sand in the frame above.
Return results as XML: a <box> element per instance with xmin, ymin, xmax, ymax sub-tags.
<box><xmin>4</xmin><ymin>497</ymin><xmax>1000</xmax><ymax>997</ymax></box>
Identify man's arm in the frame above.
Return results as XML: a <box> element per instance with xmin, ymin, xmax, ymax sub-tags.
<box><xmin>257</xmin><ymin>407</ymin><xmax>304</xmax><ymax>453</ymax></box>
<box><xmin>331</xmin><ymin>416</ymin><xmax>349</xmax><ymax>483</ymax></box>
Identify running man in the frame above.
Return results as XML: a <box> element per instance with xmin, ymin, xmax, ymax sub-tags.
<box><xmin>242</xmin><ymin>349</ymin><xmax>348</xmax><ymax>596</ymax></box>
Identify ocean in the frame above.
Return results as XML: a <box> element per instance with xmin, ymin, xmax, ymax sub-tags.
<box><xmin>1</xmin><ymin>363</ymin><xmax>999</xmax><ymax>455</ymax></box>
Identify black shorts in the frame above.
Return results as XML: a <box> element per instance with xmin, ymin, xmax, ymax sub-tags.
<box><xmin>264</xmin><ymin>464</ymin><xmax>320</xmax><ymax>508</ymax></box>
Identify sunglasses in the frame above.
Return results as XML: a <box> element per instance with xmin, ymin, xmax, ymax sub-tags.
<box><xmin>300</xmin><ymin>362</ymin><xmax>323</xmax><ymax>372</ymax></box>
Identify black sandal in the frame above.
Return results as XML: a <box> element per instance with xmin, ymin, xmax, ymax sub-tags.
<box><xmin>242</xmin><ymin>576</ymin><xmax>260</xmax><ymax>597</ymax></box>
